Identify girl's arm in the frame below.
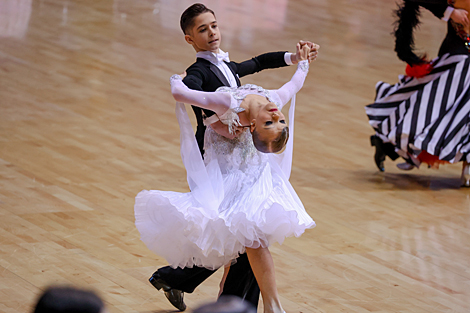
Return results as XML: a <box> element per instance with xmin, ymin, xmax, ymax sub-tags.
<box><xmin>274</xmin><ymin>60</ymin><xmax>309</xmax><ymax>109</ymax></box>
<box><xmin>170</xmin><ymin>75</ymin><xmax>231</xmax><ymax>116</ymax></box>
<box><xmin>273</xmin><ymin>43</ymin><xmax>312</xmax><ymax>108</ymax></box>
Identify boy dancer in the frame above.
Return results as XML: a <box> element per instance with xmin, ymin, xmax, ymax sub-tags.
<box><xmin>148</xmin><ymin>3</ymin><xmax>318</xmax><ymax>311</ymax></box>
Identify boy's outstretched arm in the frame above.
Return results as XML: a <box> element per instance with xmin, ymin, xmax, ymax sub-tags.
<box><xmin>236</xmin><ymin>40</ymin><xmax>319</xmax><ymax>77</ymax></box>
<box><xmin>236</xmin><ymin>51</ymin><xmax>289</xmax><ymax>78</ymax></box>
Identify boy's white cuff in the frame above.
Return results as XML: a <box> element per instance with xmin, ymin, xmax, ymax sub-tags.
<box><xmin>284</xmin><ymin>52</ymin><xmax>294</xmax><ymax>65</ymax></box>
<box><xmin>442</xmin><ymin>6</ymin><xmax>454</xmax><ymax>22</ymax></box>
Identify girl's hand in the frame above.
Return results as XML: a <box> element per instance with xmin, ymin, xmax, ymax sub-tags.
<box><xmin>307</xmin><ymin>43</ymin><xmax>320</xmax><ymax>63</ymax></box>
<box><xmin>179</xmin><ymin>71</ymin><xmax>187</xmax><ymax>79</ymax></box>
<box><xmin>211</xmin><ymin>121</ymin><xmax>243</xmax><ymax>139</ymax></box>
<box><xmin>297</xmin><ymin>43</ymin><xmax>311</xmax><ymax>61</ymax></box>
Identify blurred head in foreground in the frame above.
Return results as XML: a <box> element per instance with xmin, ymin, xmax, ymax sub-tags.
<box><xmin>33</xmin><ymin>286</ymin><xmax>106</xmax><ymax>313</ymax></box>
<box><xmin>193</xmin><ymin>296</ymin><xmax>256</xmax><ymax>313</ymax></box>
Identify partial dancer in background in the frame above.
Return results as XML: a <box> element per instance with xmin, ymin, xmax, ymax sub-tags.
<box><xmin>135</xmin><ymin>45</ymin><xmax>316</xmax><ymax>313</ymax></box>
<box><xmin>365</xmin><ymin>0</ymin><xmax>470</xmax><ymax>186</ymax></box>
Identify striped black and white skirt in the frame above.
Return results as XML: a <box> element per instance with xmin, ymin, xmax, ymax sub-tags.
<box><xmin>365</xmin><ymin>53</ymin><xmax>470</xmax><ymax>165</ymax></box>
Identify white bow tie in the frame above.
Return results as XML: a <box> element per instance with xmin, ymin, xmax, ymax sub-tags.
<box><xmin>215</xmin><ymin>51</ymin><xmax>230</xmax><ymax>63</ymax></box>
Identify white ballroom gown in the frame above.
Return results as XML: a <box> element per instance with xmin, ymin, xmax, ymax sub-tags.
<box><xmin>135</xmin><ymin>60</ymin><xmax>315</xmax><ymax>270</ymax></box>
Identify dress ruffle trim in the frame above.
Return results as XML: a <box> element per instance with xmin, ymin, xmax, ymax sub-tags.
<box><xmin>134</xmin><ymin>186</ymin><xmax>314</xmax><ymax>270</ymax></box>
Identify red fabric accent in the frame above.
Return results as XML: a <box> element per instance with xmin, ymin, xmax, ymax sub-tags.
<box><xmin>405</xmin><ymin>62</ymin><xmax>433</xmax><ymax>78</ymax></box>
<box><xmin>417</xmin><ymin>151</ymin><xmax>449</xmax><ymax>169</ymax></box>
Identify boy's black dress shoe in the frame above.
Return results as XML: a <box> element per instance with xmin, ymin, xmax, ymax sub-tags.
<box><xmin>149</xmin><ymin>273</ymin><xmax>186</xmax><ymax>311</ymax></box>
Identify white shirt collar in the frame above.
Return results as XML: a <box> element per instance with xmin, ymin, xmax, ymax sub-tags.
<box><xmin>196</xmin><ymin>49</ymin><xmax>230</xmax><ymax>64</ymax></box>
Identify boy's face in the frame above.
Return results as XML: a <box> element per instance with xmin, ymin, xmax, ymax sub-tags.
<box><xmin>185</xmin><ymin>12</ymin><xmax>220</xmax><ymax>53</ymax></box>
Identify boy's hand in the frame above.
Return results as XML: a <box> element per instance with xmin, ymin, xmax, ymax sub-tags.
<box><xmin>291</xmin><ymin>40</ymin><xmax>320</xmax><ymax>64</ymax></box>
<box><xmin>211</xmin><ymin>121</ymin><xmax>243</xmax><ymax>139</ymax></box>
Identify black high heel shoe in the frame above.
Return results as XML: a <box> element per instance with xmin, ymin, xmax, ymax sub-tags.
<box><xmin>370</xmin><ymin>135</ymin><xmax>386</xmax><ymax>172</ymax></box>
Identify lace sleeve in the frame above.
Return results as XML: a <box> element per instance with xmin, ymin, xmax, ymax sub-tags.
<box><xmin>273</xmin><ymin>60</ymin><xmax>309</xmax><ymax>108</ymax></box>
<box><xmin>170</xmin><ymin>75</ymin><xmax>232</xmax><ymax>116</ymax></box>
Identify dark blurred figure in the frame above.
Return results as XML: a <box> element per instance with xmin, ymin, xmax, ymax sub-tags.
<box><xmin>192</xmin><ymin>296</ymin><xmax>256</xmax><ymax>313</ymax></box>
<box><xmin>33</xmin><ymin>286</ymin><xmax>106</xmax><ymax>313</ymax></box>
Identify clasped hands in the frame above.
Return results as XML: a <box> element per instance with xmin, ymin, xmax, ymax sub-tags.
<box><xmin>291</xmin><ymin>40</ymin><xmax>320</xmax><ymax>64</ymax></box>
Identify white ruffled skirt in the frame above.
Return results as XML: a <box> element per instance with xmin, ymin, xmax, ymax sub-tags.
<box><xmin>135</xmin><ymin>158</ymin><xmax>315</xmax><ymax>270</ymax></box>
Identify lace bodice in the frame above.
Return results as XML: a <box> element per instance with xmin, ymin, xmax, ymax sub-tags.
<box><xmin>203</xmin><ymin>126</ymin><xmax>270</xmax><ymax>214</ymax></box>
<box><xmin>204</xmin><ymin>127</ymin><xmax>265</xmax><ymax>173</ymax></box>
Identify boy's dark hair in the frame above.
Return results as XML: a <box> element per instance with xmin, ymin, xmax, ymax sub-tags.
<box><xmin>34</xmin><ymin>286</ymin><xmax>104</xmax><ymax>313</ymax></box>
<box><xmin>180</xmin><ymin>3</ymin><xmax>215</xmax><ymax>35</ymax></box>
<box><xmin>252</xmin><ymin>126</ymin><xmax>289</xmax><ymax>153</ymax></box>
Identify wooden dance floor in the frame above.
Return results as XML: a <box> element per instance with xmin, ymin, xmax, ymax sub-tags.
<box><xmin>1</xmin><ymin>0</ymin><xmax>469</xmax><ymax>312</ymax></box>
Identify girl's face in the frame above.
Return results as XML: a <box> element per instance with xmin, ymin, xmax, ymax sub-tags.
<box><xmin>251</xmin><ymin>102</ymin><xmax>286</xmax><ymax>142</ymax></box>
